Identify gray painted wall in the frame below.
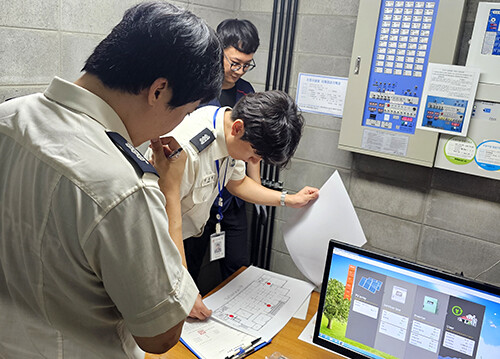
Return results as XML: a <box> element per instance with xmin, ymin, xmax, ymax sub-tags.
<box><xmin>1</xmin><ymin>0</ymin><xmax>499</xmax><ymax>288</ymax></box>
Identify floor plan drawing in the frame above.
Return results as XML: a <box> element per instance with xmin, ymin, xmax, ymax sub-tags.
<box><xmin>204</xmin><ymin>266</ymin><xmax>315</xmax><ymax>341</ymax></box>
<box><xmin>213</xmin><ymin>273</ymin><xmax>291</xmax><ymax>332</ymax></box>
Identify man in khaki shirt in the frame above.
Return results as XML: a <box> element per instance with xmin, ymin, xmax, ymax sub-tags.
<box><xmin>0</xmin><ymin>2</ymin><xmax>222</xmax><ymax>357</ymax></box>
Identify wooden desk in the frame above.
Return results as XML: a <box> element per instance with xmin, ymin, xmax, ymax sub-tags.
<box><xmin>146</xmin><ymin>268</ymin><xmax>343</xmax><ymax>359</ymax></box>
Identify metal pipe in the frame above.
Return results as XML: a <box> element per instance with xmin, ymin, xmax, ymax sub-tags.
<box><xmin>284</xmin><ymin>0</ymin><xmax>299</xmax><ymax>93</ymax></box>
<box><xmin>265</xmin><ymin>0</ymin><xmax>279</xmax><ymax>91</ymax></box>
<box><xmin>272</xmin><ymin>0</ymin><xmax>286</xmax><ymax>90</ymax></box>
<box><xmin>278</xmin><ymin>0</ymin><xmax>292</xmax><ymax>90</ymax></box>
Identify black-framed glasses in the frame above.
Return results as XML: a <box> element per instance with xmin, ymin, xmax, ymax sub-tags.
<box><xmin>224</xmin><ymin>53</ymin><xmax>256</xmax><ymax>72</ymax></box>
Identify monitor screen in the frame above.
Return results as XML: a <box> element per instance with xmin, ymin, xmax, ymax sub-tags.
<box><xmin>313</xmin><ymin>240</ymin><xmax>500</xmax><ymax>359</ymax></box>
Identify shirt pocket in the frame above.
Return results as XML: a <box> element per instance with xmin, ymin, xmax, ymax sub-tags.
<box><xmin>192</xmin><ymin>172</ymin><xmax>217</xmax><ymax>204</ymax></box>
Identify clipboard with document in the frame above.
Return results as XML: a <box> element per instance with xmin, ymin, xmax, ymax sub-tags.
<box><xmin>180</xmin><ymin>317</ymin><xmax>270</xmax><ymax>359</ymax></box>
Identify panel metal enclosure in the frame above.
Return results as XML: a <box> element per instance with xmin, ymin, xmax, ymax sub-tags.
<box><xmin>434</xmin><ymin>3</ymin><xmax>500</xmax><ymax>180</ymax></box>
<box><xmin>339</xmin><ymin>0</ymin><xmax>466</xmax><ymax>167</ymax></box>
<box><xmin>466</xmin><ymin>2</ymin><xmax>500</xmax><ymax>85</ymax></box>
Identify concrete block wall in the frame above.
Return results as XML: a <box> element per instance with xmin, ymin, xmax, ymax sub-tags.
<box><xmin>2</xmin><ymin>0</ymin><xmax>499</xmax><ymax>288</ymax></box>
<box><xmin>0</xmin><ymin>0</ymin><xmax>240</xmax><ymax>102</ymax></box>
<box><xmin>239</xmin><ymin>0</ymin><xmax>500</xmax><ymax>287</ymax></box>
<box><xmin>1</xmin><ymin>0</ymin><xmax>135</xmax><ymax>101</ymax></box>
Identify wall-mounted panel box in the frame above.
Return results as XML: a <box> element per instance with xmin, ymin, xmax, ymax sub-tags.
<box><xmin>339</xmin><ymin>0</ymin><xmax>466</xmax><ymax>167</ymax></box>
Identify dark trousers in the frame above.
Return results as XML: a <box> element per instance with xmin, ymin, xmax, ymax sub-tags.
<box><xmin>184</xmin><ymin>199</ymin><xmax>249</xmax><ymax>289</ymax></box>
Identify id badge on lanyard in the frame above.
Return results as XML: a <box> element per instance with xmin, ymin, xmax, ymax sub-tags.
<box><xmin>210</xmin><ymin>107</ymin><xmax>227</xmax><ymax>262</ymax></box>
<box><xmin>210</xmin><ymin>231</ymin><xmax>225</xmax><ymax>261</ymax></box>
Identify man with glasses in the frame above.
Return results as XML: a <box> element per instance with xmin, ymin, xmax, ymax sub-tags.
<box><xmin>214</xmin><ymin>19</ymin><xmax>258</xmax><ymax>108</ymax></box>
<box><xmin>185</xmin><ymin>19</ymin><xmax>261</xmax><ymax>295</ymax></box>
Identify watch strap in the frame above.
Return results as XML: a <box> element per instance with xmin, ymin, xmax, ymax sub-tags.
<box><xmin>280</xmin><ymin>190</ymin><xmax>287</xmax><ymax>207</ymax></box>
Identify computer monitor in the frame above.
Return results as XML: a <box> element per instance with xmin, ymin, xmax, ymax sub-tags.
<box><xmin>313</xmin><ymin>239</ymin><xmax>500</xmax><ymax>359</ymax></box>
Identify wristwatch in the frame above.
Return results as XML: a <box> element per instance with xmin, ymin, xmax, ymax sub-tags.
<box><xmin>280</xmin><ymin>190</ymin><xmax>287</xmax><ymax>207</ymax></box>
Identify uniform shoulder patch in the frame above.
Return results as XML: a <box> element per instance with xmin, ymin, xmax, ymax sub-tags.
<box><xmin>106</xmin><ymin>131</ymin><xmax>158</xmax><ymax>177</ymax></box>
<box><xmin>189</xmin><ymin>128</ymin><xmax>215</xmax><ymax>152</ymax></box>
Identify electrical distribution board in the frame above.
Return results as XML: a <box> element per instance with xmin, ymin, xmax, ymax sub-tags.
<box><xmin>434</xmin><ymin>2</ymin><xmax>500</xmax><ymax>180</ymax></box>
<box><xmin>339</xmin><ymin>0</ymin><xmax>466</xmax><ymax>166</ymax></box>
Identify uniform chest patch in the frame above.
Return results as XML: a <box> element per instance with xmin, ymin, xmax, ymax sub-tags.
<box><xmin>201</xmin><ymin>173</ymin><xmax>216</xmax><ymax>187</ymax></box>
<box><xmin>190</xmin><ymin>128</ymin><xmax>215</xmax><ymax>152</ymax></box>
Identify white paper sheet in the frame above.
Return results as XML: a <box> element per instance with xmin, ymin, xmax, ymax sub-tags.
<box><xmin>298</xmin><ymin>316</ymin><xmax>316</xmax><ymax>345</ymax></box>
<box><xmin>283</xmin><ymin>171</ymin><xmax>366</xmax><ymax>288</ymax></box>
<box><xmin>203</xmin><ymin>266</ymin><xmax>314</xmax><ymax>342</ymax></box>
<box><xmin>292</xmin><ymin>293</ymin><xmax>311</xmax><ymax>320</ymax></box>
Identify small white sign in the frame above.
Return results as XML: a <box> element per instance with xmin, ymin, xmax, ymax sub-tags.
<box><xmin>296</xmin><ymin>73</ymin><xmax>348</xmax><ymax>117</ymax></box>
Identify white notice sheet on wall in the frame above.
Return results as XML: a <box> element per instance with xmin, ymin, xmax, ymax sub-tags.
<box><xmin>295</xmin><ymin>73</ymin><xmax>348</xmax><ymax>117</ymax></box>
<box><xmin>416</xmin><ymin>63</ymin><xmax>480</xmax><ymax>137</ymax></box>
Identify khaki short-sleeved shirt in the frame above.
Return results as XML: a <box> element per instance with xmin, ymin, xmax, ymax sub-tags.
<box><xmin>0</xmin><ymin>77</ymin><xmax>198</xmax><ymax>358</ymax></box>
<box><xmin>169</xmin><ymin>106</ymin><xmax>246</xmax><ymax>239</ymax></box>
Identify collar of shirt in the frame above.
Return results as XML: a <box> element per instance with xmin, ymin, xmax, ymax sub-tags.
<box><xmin>44</xmin><ymin>77</ymin><xmax>133</xmax><ymax>143</ymax></box>
<box><xmin>212</xmin><ymin>106</ymin><xmax>231</xmax><ymax>162</ymax></box>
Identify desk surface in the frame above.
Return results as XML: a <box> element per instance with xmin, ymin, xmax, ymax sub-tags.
<box><xmin>145</xmin><ymin>268</ymin><xmax>343</xmax><ymax>359</ymax></box>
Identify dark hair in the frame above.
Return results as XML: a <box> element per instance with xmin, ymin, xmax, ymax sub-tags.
<box><xmin>82</xmin><ymin>1</ymin><xmax>223</xmax><ymax>107</ymax></box>
<box><xmin>216</xmin><ymin>19</ymin><xmax>260</xmax><ymax>54</ymax></box>
<box><xmin>231</xmin><ymin>91</ymin><xmax>304</xmax><ymax>168</ymax></box>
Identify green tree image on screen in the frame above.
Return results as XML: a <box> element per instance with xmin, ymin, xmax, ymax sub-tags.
<box><xmin>320</xmin><ymin>278</ymin><xmax>397</xmax><ymax>359</ymax></box>
<box><xmin>323</xmin><ymin>279</ymin><xmax>351</xmax><ymax>329</ymax></box>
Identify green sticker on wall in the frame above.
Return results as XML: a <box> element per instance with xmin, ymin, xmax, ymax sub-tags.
<box><xmin>444</xmin><ymin>136</ymin><xmax>476</xmax><ymax>165</ymax></box>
